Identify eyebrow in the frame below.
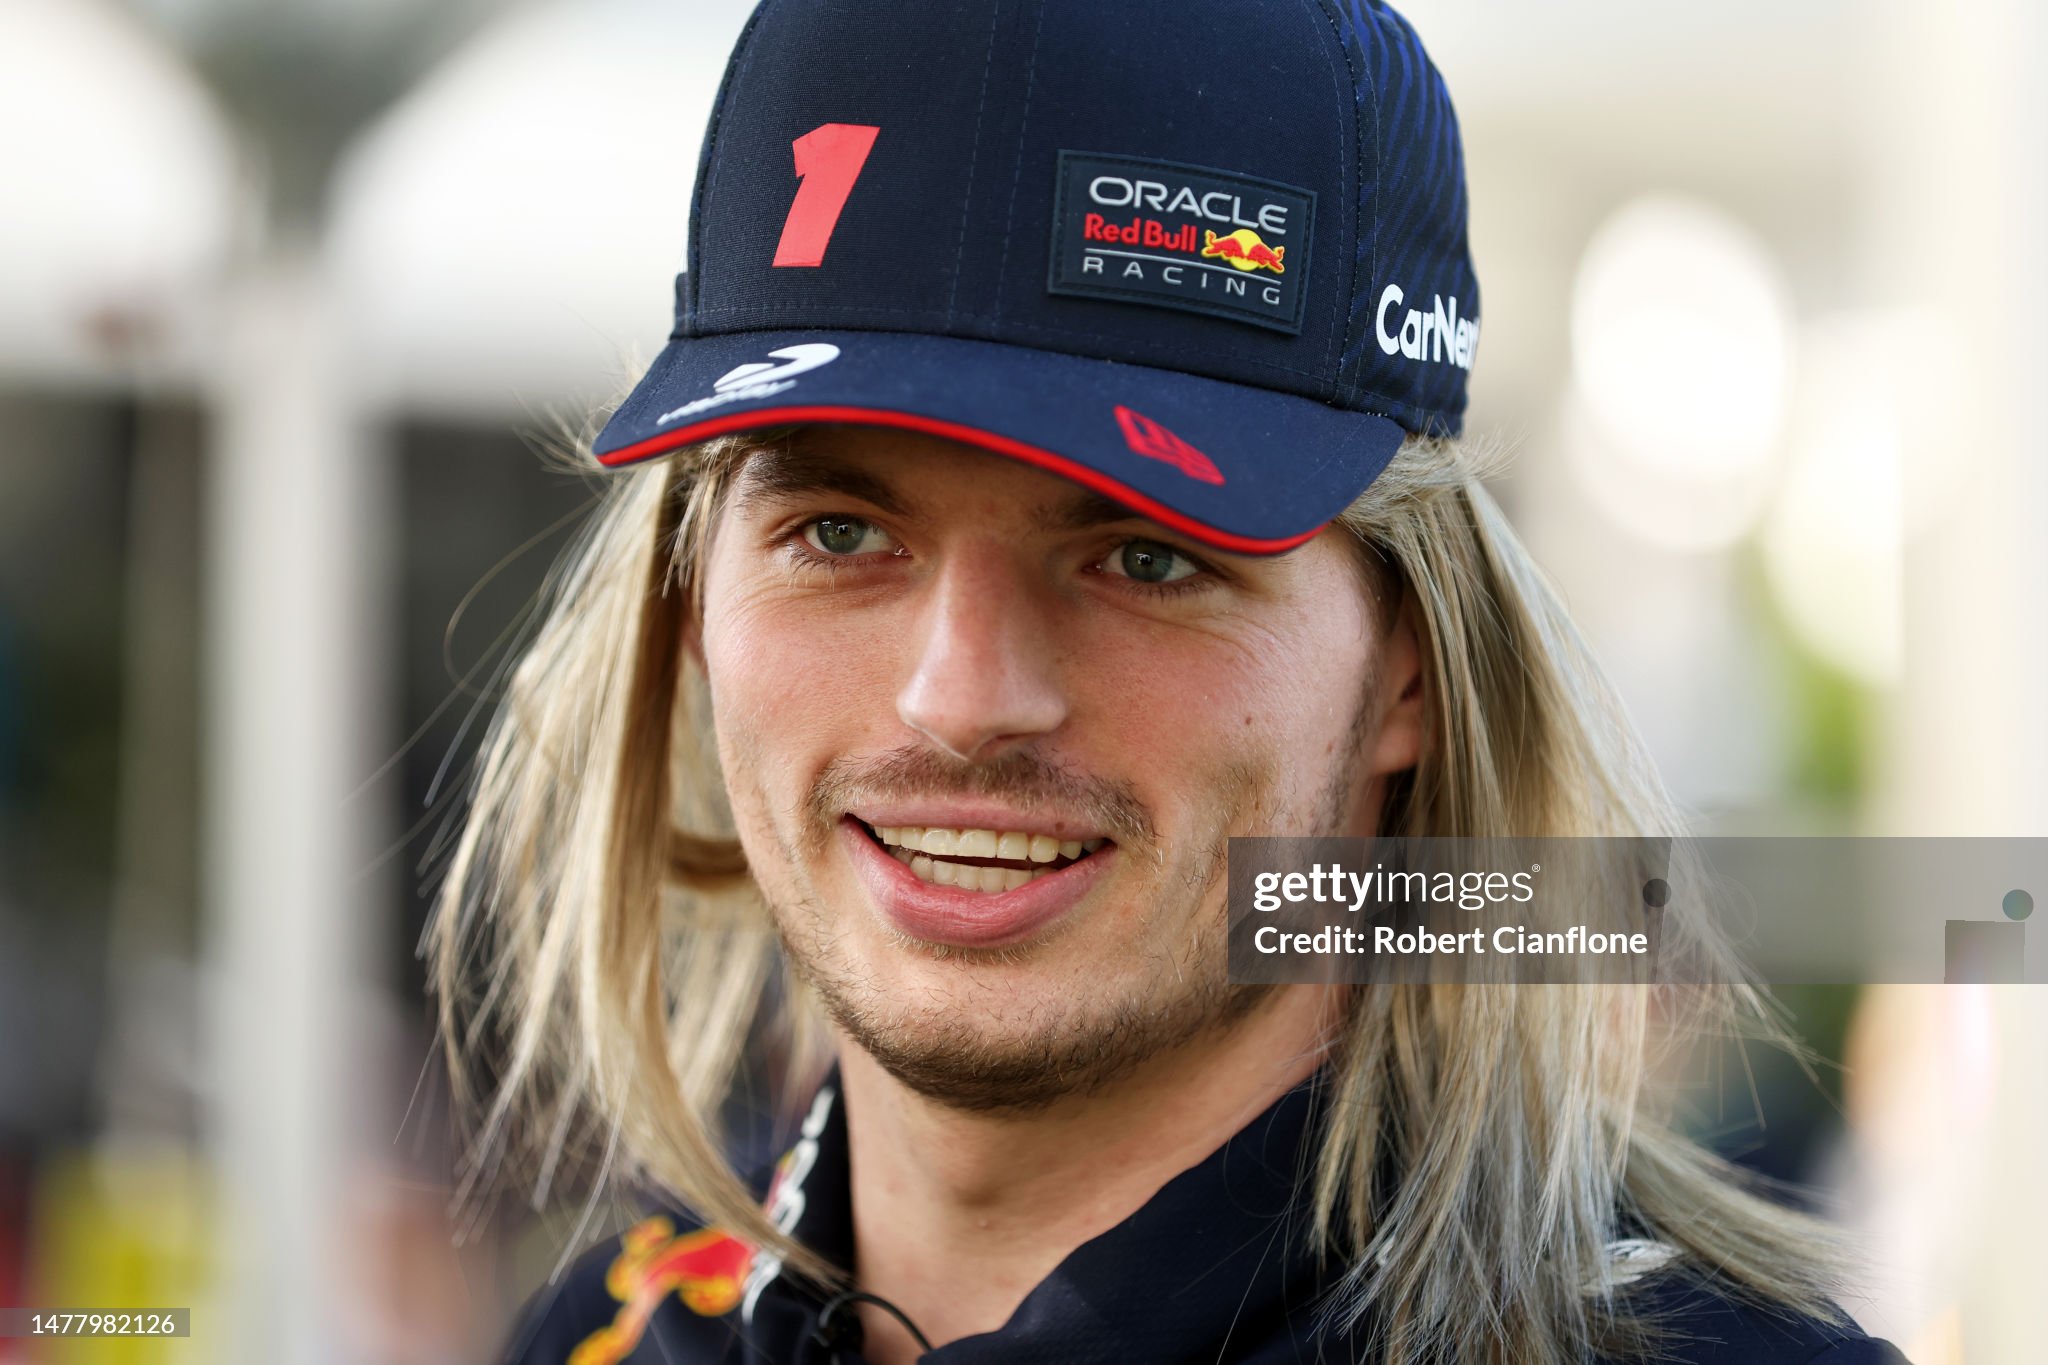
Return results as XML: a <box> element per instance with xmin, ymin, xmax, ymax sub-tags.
<box><xmin>733</xmin><ymin>446</ymin><xmax>912</xmax><ymax>519</ymax></box>
<box><xmin>732</xmin><ymin>443</ymin><xmax>1170</xmax><ymax>539</ymax></box>
<box><xmin>1030</xmin><ymin>488</ymin><xmax>1159</xmax><ymax>536</ymax></box>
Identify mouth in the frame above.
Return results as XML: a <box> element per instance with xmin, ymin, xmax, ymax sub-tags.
<box><xmin>854</xmin><ymin>819</ymin><xmax>1111</xmax><ymax>894</ymax></box>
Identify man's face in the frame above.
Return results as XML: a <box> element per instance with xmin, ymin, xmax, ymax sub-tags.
<box><xmin>694</xmin><ymin>425</ymin><xmax>1418</xmax><ymax>1110</ymax></box>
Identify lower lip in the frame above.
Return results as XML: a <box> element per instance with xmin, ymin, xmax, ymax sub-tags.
<box><xmin>840</xmin><ymin>818</ymin><xmax>1115</xmax><ymax>949</ymax></box>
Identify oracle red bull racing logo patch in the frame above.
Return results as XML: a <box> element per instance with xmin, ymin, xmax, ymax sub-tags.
<box><xmin>1049</xmin><ymin>152</ymin><xmax>1314</xmax><ymax>334</ymax></box>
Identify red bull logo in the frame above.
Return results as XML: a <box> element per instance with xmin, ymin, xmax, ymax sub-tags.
<box><xmin>1201</xmin><ymin>229</ymin><xmax>1286</xmax><ymax>275</ymax></box>
<box><xmin>569</xmin><ymin>1217</ymin><xmax>757</xmax><ymax>1365</ymax></box>
<box><xmin>1083</xmin><ymin>214</ymin><xmax>1201</xmax><ymax>252</ymax></box>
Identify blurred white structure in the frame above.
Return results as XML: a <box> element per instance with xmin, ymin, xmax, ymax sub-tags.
<box><xmin>1860</xmin><ymin>0</ymin><xmax>2048</xmax><ymax>840</ymax></box>
<box><xmin>1762</xmin><ymin>313</ymin><xmax>1911</xmax><ymax>688</ymax></box>
<box><xmin>205</xmin><ymin>249</ymin><xmax>383</xmax><ymax>1365</ymax></box>
<box><xmin>0</xmin><ymin>0</ymin><xmax>244</xmax><ymax>387</ymax></box>
<box><xmin>1568</xmin><ymin>195</ymin><xmax>1794</xmax><ymax>553</ymax></box>
<box><xmin>197</xmin><ymin>5</ymin><xmax>758</xmax><ymax>1360</ymax></box>
<box><xmin>329</xmin><ymin>0</ymin><xmax>758</xmax><ymax>422</ymax></box>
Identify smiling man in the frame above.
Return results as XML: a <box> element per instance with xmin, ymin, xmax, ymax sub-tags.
<box><xmin>436</xmin><ymin>1</ymin><xmax>1908</xmax><ymax>1362</ymax></box>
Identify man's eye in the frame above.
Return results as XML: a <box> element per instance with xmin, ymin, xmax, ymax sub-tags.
<box><xmin>1103</xmin><ymin>539</ymin><xmax>1199</xmax><ymax>585</ymax></box>
<box><xmin>802</xmin><ymin>516</ymin><xmax>896</xmax><ymax>557</ymax></box>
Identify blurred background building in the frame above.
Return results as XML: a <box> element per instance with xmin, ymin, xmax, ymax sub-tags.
<box><xmin>0</xmin><ymin>0</ymin><xmax>2042</xmax><ymax>1360</ymax></box>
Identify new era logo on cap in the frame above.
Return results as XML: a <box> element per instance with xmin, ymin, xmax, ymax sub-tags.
<box><xmin>1115</xmin><ymin>406</ymin><xmax>1225</xmax><ymax>486</ymax></box>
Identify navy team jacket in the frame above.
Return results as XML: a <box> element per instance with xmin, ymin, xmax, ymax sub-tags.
<box><xmin>500</xmin><ymin>1069</ymin><xmax>1910</xmax><ymax>1364</ymax></box>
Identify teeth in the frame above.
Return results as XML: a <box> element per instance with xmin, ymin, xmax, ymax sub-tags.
<box><xmin>873</xmin><ymin>824</ymin><xmax>1111</xmax><ymax>860</ymax></box>
<box><xmin>893</xmin><ymin>851</ymin><xmax>1067</xmax><ymax>894</ymax></box>
<box><xmin>872</xmin><ymin>822</ymin><xmax>1114</xmax><ymax>892</ymax></box>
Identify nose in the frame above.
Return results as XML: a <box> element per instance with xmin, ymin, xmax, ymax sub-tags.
<box><xmin>896</xmin><ymin>543</ymin><xmax>1070</xmax><ymax>762</ymax></box>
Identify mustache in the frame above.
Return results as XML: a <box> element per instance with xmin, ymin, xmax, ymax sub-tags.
<box><xmin>807</xmin><ymin>744</ymin><xmax>1155</xmax><ymax>850</ymax></box>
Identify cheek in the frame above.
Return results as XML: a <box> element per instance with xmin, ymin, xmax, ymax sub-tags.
<box><xmin>1076</xmin><ymin>611</ymin><xmax>1364</xmax><ymax>812</ymax></box>
<box><xmin>697</xmin><ymin>576</ymin><xmax>880</xmax><ymax>889</ymax></box>
<box><xmin>700</xmin><ymin>576</ymin><xmax>892</xmax><ymax>757</ymax></box>
<box><xmin>698</xmin><ymin>548</ymin><xmax>823</xmax><ymax>818</ymax></box>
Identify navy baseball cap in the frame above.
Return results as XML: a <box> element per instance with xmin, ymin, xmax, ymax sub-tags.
<box><xmin>595</xmin><ymin>0</ymin><xmax>1480</xmax><ymax>555</ymax></box>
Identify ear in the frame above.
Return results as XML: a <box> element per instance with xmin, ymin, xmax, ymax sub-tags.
<box><xmin>1367</xmin><ymin>587</ymin><xmax>1426</xmax><ymax>777</ymax></box>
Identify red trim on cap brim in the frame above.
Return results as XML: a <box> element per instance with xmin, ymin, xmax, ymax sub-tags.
<box><xmin>595</xmin><ymin>405</ymin><xmax>1325</xmax><ymax>556</ymax></box>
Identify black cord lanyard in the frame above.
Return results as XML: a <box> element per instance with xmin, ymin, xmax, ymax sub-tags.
<box><xmin>810</xmin><ymin>1288</ymin><xmax>936</xmax><ymax>1361</ymax></box>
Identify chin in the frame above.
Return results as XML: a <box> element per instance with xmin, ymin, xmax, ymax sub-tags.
<box><xmin>793</xmin><ymin>927</ymin><xmax>1270</xmax><ymax>1114</ymax></box>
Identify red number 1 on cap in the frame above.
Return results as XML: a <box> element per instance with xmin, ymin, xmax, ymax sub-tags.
<box><xmin>772</xmin><ymin>123</ymin><xmax>880</xmax><ymax>268</ymax></box>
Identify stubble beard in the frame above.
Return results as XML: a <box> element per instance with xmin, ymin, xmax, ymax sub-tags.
<box><xmin>770</xmin><ymin>817</ymin><xmax>1273</xmax><ymax>1115</ymax></box>
<box><xmin>739</xmin><ymin>693</ymin><xmax>1374</xmax><ymax>1115</ymax></box>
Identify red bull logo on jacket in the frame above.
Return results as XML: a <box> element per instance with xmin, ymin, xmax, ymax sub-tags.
<box><xmin>568</xmin><ymin>1219</ymin><xmax>757</xmax><ymax>1365</ymax></box>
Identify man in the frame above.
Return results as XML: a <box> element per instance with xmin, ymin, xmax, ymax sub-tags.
<box><xmin>434</xmin><ymin>1</ymin><xmax>1909</xmax><ymax>1360</ymax></box>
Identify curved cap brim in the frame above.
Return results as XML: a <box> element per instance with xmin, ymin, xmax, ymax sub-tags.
<box><xmin>593</xmin><ymin>330</ymin><xmax>1406</xmax><ymax>556</ymax></box>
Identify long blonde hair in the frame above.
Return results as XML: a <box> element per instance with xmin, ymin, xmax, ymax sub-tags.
<box><xmin>428</xmin><ymin>426</ymin><xmax>1852</xmax><ymax>1363</ymax></box>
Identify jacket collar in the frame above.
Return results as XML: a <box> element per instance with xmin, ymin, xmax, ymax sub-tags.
<box><xmin>740</xmin><ymin>1064</ymin><xmax>1350</xmax><ymax>1363</ymax></box>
